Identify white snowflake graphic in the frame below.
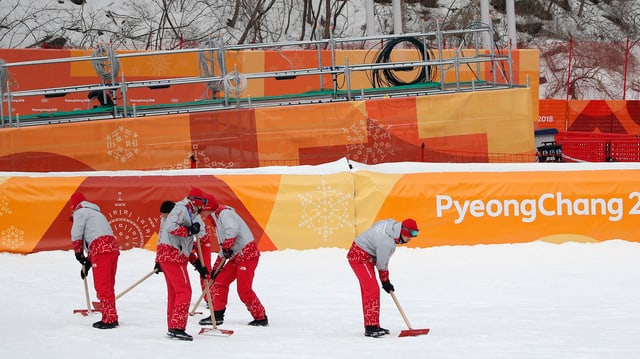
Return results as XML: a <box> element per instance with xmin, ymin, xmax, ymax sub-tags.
<box><xmin>0</xmin><ymin>187</ymin><xmax>13</xmax><ymax>217</ymax></box>
<box><xmin>146</xmin><ymin>55</ymin><xmax>173</xmax><ymax>77</ymax></box>
<box><xmin>106</xmin><ymin>125</ymin><xmax>139</xmax><ymax>163</ymax></box>
<box><xmin>297</xmin><ymin>180</ymin><xmax>351</xmax><ymax>242</ymax></box>
<box><xmin>1</xmin><ymin>225</ymin><xmax>24</xmax><ymax>251</ymax></box>
<box><xmin>343</xmin><ymin>118</ymin><xmax>395</xmax><ymax>164</ymax></box>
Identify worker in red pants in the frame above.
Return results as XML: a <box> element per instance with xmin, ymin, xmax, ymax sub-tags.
<box><xmin>347</xmin><ymin>218</ymin><xmax>419</xmax><ymax>338</ymax></box>
<box><xmin>198</xmin><ymin>194</ymin><xmax>268</xmax><ymax>327</ymax></box>
<box><xmin>70</xmin><ymin>192</ymin><xmax>120</xmax><ymax>330</ymax></box>
<box><xmin>156</xmin><ymin>188</ymin><xmax>209</xmax><ymax>341</ymax></box>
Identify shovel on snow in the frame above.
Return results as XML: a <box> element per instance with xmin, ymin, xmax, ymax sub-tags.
<box><xmin>195</xmin><ymin>237</ymin><xmax>234</xmax><ymax>337</ymax></box>
<box><xmin>73</xmin><ymin>268</ymin><xmax>101</xmax><ymax>316</ymax></box>
<box><xmin>389</xmin><ymin>291</ymin><xmax>430</xmax><ymax>337</ymax></box>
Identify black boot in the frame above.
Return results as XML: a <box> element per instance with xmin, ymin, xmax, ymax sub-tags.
<box><xmin>92</xmin><ymin>320</ymin><xmax>119</xmax><ymax>329</ymax></box>
<box><xmin>198</xmin><ymin>316</ymin><xmax>212</xmax><ymax>326</ymax></box>
<box><xmin>167</xmin><ymin>329</ymin><xmax>193</xmax><ymax>341</ymax></box>
<box><xmin>364</xmin><ymin>325</ymin><xmax>388</xmax><ymax>338</ymax></box>
<box><xmin>214</xmin><ymin>309</ymin><xmax>225</xmax><ymax>325</ymax></box>
<box><xmin>248</xmin><ymin>315</ymin><xmax>268</xmax><ymax>326</ymax></box>
<box><xmin>200</xmin><ymin>308</ymin><xmax>225</xmax><ymax>326</ymax></box>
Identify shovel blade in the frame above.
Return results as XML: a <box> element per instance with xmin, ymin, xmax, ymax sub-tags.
<box><xmin>198</xmin><ymin>327</ymin><xmax>234</xmax><ymax>337</ymax></box>
<box><xmin>73</xmin><ymin>309</ymin><xmax>100</xmax><ymax>316</ymax></box>
<box><xmin>398</xmin><ymin>328</ymin><xmax>430</xmax><ymax>337</ymax></box>
<box><xmin>73</xmin><ymin>309</ymin><xmax>89</xmax><ymax>317</ymax></box>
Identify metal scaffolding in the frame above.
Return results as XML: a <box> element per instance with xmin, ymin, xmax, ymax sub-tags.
<box><xmin>0</xmin><ymin>24</ymin><xmax>523</xmax><ymax>128</ymax></box>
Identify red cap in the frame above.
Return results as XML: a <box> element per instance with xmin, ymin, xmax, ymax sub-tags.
<box><xmin>202</xmin><ymin>193</ymin><xmax>218</xmax><ymax>211</ymax></box>
<box><xmin>400</xmin><ymin>219</ymin><xmax>419</xmax><ymax>237</ymax></box>
<box><xmin>70</xmin><ymin>192</ymin><xmax>86</xmax><ymax>211</ymax></box>
<box><xmin>187</xmin><ymin>187</ymin><xmax>207</xmax><ymax>207</ymax></box>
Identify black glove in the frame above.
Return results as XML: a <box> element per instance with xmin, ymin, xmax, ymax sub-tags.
<box><xmin>188</xmin><ymin>222</ymin><xmax>201</xmax><ymax>236</ymax></box>
<box><xmin>381</xmin><ymin>280</ymin><xmax>394</xmax><ymax>293</ymax></box>
<box><xmin>154</xmin><ymin>262</ymin><xmax>162</xmax><ymax>274</ymax></box>
<box><xmin>75</xmin><ymin>252</ymin><xmax>87</xmax><ymax>265</ymax></box>
<box><xmin>80</xmin><ymin>260</ymin><xmax>92</xmax><ymax>279</ymax></box>
<box><xmin>192</xmin><ymin>261</ymin><xmax>209</xmax><ymax>279</ymax></box>
<box><xmin>222</xmin><ymin>248</ymin><xmax>233</xmax><ymax>259</ymax></box>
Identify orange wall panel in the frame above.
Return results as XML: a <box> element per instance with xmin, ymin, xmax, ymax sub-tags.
<box><xmin>2</xmin><ymin>163</ymin><xmax>640</xmax><ymax>254</ymax></box>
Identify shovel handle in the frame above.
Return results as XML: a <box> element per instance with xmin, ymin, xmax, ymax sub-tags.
<box><xmin>83</xmin><ymin>274</ymin><xmax>92</xmax><ymax>313</ymax></box>
<box><xmin>196</xmin><ymin>236</ymin><xmax>219</xmax><ymax>330</ymax></box>
<box><xmin>189</xmin><ymin>255</ymin><xmax>226</xmax><ymax>315</ymax></box>
<box><xmin>116</xmin><ymin>270</ymin><xmax>157</xmax><ymax>300</ymax></box>
<box><xmin>189</xmin><ymin>289</ymin><xmax>206</xmax><ymax>315</ymax></box>
<box><xmin>390</xmin><ymin>291</ymin><xmax>413</xmax><ymax>329</ymax></box>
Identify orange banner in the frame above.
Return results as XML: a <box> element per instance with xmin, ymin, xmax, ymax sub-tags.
<box><xmin>538</xmin><ymin>99</ymin><xmax>640</xmax><ymax>136</ymax></box>
<box><xmin>1</xmin><ymin>160</ymin><xmax>639</xmax><ymax>254</ymax></box>
<box><xmin>360</xmin><ymin>167</ymin><xmax>640</xmax><ymax>247</ymax></box>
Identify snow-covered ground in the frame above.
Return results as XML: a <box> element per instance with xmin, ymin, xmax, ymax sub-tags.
<box><xmin>1</xmin><ymin>240</ymin><xmax>639</xmax><ymax>358</ymax></box>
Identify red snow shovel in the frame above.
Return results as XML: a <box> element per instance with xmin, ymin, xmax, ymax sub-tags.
<box><xmin>390</xmin><ymin>291</ymin><xmax>430</xmax><ymax>337</ymax></box>
<box><xmin>195</xmin><ymin>237</ymin><xmax>234</xmax><ymax>337</ymax></box>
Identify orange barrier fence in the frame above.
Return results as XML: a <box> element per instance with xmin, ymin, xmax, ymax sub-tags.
<box><xmin>0</xmin><ymin>88</ymin><xmax>536</xmax><ymax>171</ymax></box>
<box><xmin>555</xmin><ymin>131</ymin><xmax>640</xmax><ymax>162</ymax></box>
<box><xmin>538</xmin><ymin>99</ymin><xmax>640</xmax><ymax>135</ymax></box>
<box><xmin>1</xmin><ymin>159</ymin><xmax>639</xmax><ymax>254</ymax></box>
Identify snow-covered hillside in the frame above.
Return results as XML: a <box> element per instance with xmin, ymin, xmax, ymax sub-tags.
<box><xmin>1</xmin><ymin>0</ymin><xmax>638</xmax><ymax>100</ymax></box>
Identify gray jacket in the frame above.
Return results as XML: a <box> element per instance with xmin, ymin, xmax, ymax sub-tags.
<box><xmin>354</xmin><ymin>219</ymin><xmax>400</xmax><ymax>271</ymax></box>
<box><xmin>211</xmin><ymin>206</ymin><xmax>253</xmax><ymax>259</ymax></box>
<box><xmin>71</xmin><ymin>201</ymin><xmax>114</xmax><ymax>249</ymax></box>
<box><xmin>158</xmin><ymin>198</ymin><xmax>205</xmax><ymax>257</ymax></box>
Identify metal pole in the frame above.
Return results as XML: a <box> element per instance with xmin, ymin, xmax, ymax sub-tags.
<box><xmin>329</xmin><ymin>31</ymin><xmax>337</xmax><ymax>98</ymax></box>
<box><xmin>623</xmin><ymin>36</ymin><xmax>630</xmax><ymax>100</ymax></box>
<box><xmin>109</xmin><ymin>46</ymin><xmax>118</xmax><ymax>118</ymax></box>
<box><xmin>507</xmin><ymin>40</ymin><xmax>514</xmax><ymax>87</ymax></box>
<box><xmin>473</xmin><ymin>24</ymin><xmax>482</xmax><ymax>83</ymax></box>
<box><xmin>436</xmin><ymin>19</ymin><xmax>445</xmax><ymax>91</ymax></box>
<box><xmin>317</xmin><ymin>30</ymin><xmax>324</xmax><ymax>90</ymax></box>
<box><xmin>218</xmin><ymin>35</ymin><xmax>229</xmax><ymax>107</ymax></box>
<box><xmin>0</xmin><ymin>81</ymin><xmax>4</xmax><ymax>127</ymax></box>
<box><xmin>7</xmin><ymin>81</ymin><xmax>12</xmax><ymax>125</ymax></box>
<box><xmin>345</xmin><ymin>58</ymin><xmax>352</xmax><ymax>100</ymax></box>
<box><xmin>234</xmin><ymin>65</ymin><xmax>240</xmax><ymax>108</ymax></box>
<box><xmin>392</xmin><ymin>0</ymin><xmax>402</xmax><ymax>34</ymax></box>
<box><xmin>489</xmin><ymin>19</ymin><xmax>497</xmax><ymax>85</ymax></box>
<box><xmin>121</xmin><ymin>72</ymin><xmax>128</xmax><ymax>117</ymax></box>
<box><xmin>420</xmin><ymin>21</ymin><xmax>429</xmax><ymax>83</ymax></box>
<box><xmin>365</xmin><ymin>0</ymin><xmax>376</xmax><ymax>36</ymax></box>
<box><xmin>454</xmin><ymin>50</ymin><xmax>460</xmax><ymax>92</ymax></box>
<box><xmin>506</xmin><ymin>0</ymin><xmax>517</xmax><ymax>49</ymax></box>
<box><xmin>480</xmin><ymin>0</ymin><xmax>491</xmax><ymax>49</ymax></box>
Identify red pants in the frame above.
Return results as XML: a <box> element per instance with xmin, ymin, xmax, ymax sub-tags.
<box><xmin>160</xmin><ymin>261</ymin><xmax>192</xmax><ymax>330</ymax></box>
<box><xmin>91</xmin><ymin>252</ymin><xmax>119</xmax><ymax>324</ymax></box>
<box><xmin>212</xmin><ymin>256</ymin><xmax>266</xmax><ymax>320</ymax></box>
<box><xmin>348</xmin><ymin>243</ymin><xmax>380</xmax><ymax>328</ymax></box>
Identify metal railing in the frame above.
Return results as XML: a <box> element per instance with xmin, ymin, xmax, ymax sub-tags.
<box><xmin>0</xmin><ymin>24</ymin><xmax>520</xmax><ymax>128</ymax></box>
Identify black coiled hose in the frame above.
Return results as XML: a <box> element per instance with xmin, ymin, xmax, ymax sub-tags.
<box><xmin>370</xmin><ymin>37</ymin><xmax>434</xmax><ymax>88</ymax></box>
